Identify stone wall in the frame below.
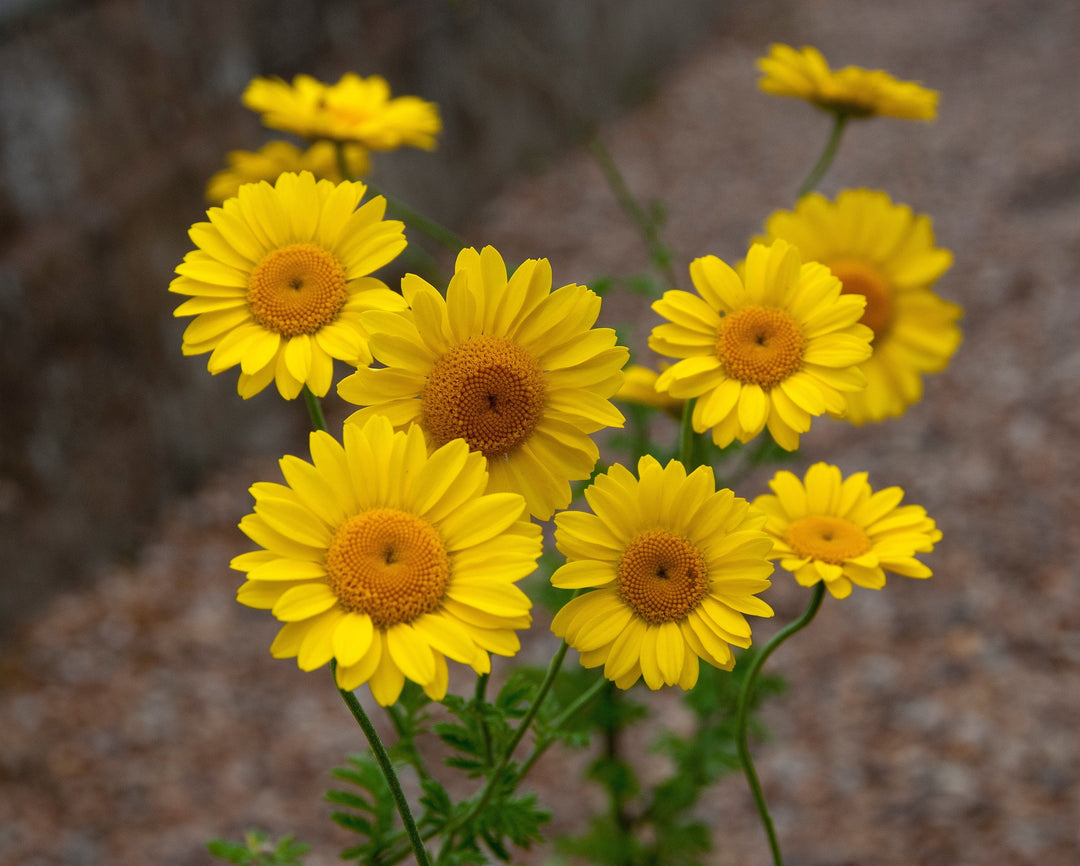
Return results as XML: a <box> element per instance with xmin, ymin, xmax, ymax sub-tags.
<box><xmin>0</xmin><ymin>0</ymin><xmax>728</xmax><ymax>636</ymax></box>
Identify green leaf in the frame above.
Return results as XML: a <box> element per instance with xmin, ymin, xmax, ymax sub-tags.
<box><xmin>206</xmin><ymin>830</ymin><xmax>309</xmax><ymax>865</ymax></box>
<box><xmin>494</xmin><ymin>669</ymin><xmax>541</xmax><ymax>717</ymax></box>
<box><xmin>324</xmin><ymin>789</ymin><xmax>373</xmax><ymax>811</ymax></box>
<box><xmin>326</xmin><ymin>753</ymin><xmax>398</xmax><ymax>861</ymax></box>
<box><xmin>206</xmin><ymin>839</ymin><xmax>250</xmax><ymax>864</ymax></box>
<box><xmin>434</xmin><ymin>722</ymin><xmax>485</xmax><ymax>757</ymax></box>
<box><xmin>587</xmin><ymin>754</ymin><xmax>640</xmax><ymax>801</ymax></box>
<box><xmin>419</xmin><ymin>776</ymin><xmax>453</xmax><ymax>820</ymax></box>
<box><xmin>588</xmin><ymin>275</ymin><xmax>616</xmax><ymax>298</ymax></box>
<box><xmin>330</xmin><ymin>811</ymin><xmax>374</xmax><ymax>836</ymax></box>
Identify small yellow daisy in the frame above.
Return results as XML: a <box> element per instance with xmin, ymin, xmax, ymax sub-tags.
<box><xmin>170</xmin><ymin>171</ymin><xmax>407</xmax><ymax>400</ymax></box>
<box><xmin>551</xmin><ymin>456</ymin><xmax>775</xmax><ymax>689</ymax></box>
<box><xmin>614</xmin><ymin>364</ymin><xmax>683</xmax><ymax>418</ymax></box>
<box><xmin>754</xmin><ymin>462</ymin><xmax>941</xmax><ymax>600</ymax></box>
<box><xmin>242</xmin><ymin>73</ymin><xmax>441</xmax><ymax>150</ymax></box>
<box><xmin>338</xmin><ymin>246</ymin><xmax>629</xmax><ymax>520</ymax></box>
<box><xmin>650</xmin><ymin>240</ymin><xmax>873</xmax><ymax>450</ymax></box>
<box><xmin>757</xmin><ymin>189</ymin><xmax>961</xmax><ymax>423</ymax></box>
<box><xmin>757</xmin><ymin>44</ymin><xmax>938</xmax><ymax>121</ymax></box>
<box><xmin>206</xmin><ymin>140</ymin><xmax>370</xmax><ymax>204</ymax></box>
<box><xmin>233</xmin><ymin>415</ymin><xmax>541</xmax><ymax>706</ymax></box>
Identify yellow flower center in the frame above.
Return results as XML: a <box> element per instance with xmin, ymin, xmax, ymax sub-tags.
<box><xmin>828</xmin><ymin>259</ymin><xmax>893</xmax><ymax>341</ymax></box>
<box><xmin>716</xmin><ymin>305</ymin><xmax>806</xmax><ymax>387</ymax></box>
<box><xmin>247</xmin><ymin>243</ymin><xmax>348</xmax><ymax>337</ymax></box>
<box><xmin>422</xmin><ymin>336</ymin><xmax>547</xmax><ymax>459</ymax></box>
<box><xmin>325</xmin><ymin>508</ymin><xmax>450</xmax><ymax>629</ymax></box>
<box><xmin>617</xmin><ymin>531</ymin><xmax>710</xmax><ymax>624</ymax></box>
<box><xmin>784</xmin><ymin>515</ymin><xmax>871</xmax><ymax>564</ymax></box>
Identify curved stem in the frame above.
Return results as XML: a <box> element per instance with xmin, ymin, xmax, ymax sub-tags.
<box><xmin>795</xmin><ymin>113</ymin><xmax>850</xmax><ymax>199</ymax></box>
<box><xmin>334</xmin><ymin>140</ymin><xmax>355</xmax><ymax>182</ymax></box>
<box><xmin>330</xmin><ymin>662</ymin><xmax>432</xmax><ymax>866</ymax></box>
<box><xmin>442</xmin><ymin>640</ymin><xmax>572</xmax><ymax>844</ymax></box>
<box><xmin>735</xmin><ymin>582</ymin><xmax>827</xmax><ymax>866</ymax></box>
<box><xmin>331</xmin><ymin>138</ymin><xmax>467</xmax><ymax>254</ymax></box>
<box><xmin>302</xmin><ymin>385</ymin><xmax>327</xmax><ymax>433</ymax></box>
<box><xmin>514</xmin><ymin>675</ymin><xmax>607</xmax><ymax>783</ymax></box>
<box><xmin>588</xmin><ymin>134</ymin><xmax>679</xmax><ymax>294</ymax></box>
<box><xmin>473</xmin><ymin>672</ymin><xmax>494</xmax><ymax>768</ymax></box>
<box><xmin>367</xmin><ymin>181</ymin><xmax>469</xmax><ymax>255</ymax></box>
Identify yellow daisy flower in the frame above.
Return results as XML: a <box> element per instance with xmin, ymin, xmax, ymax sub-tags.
<box><xmin>170</xmin><ymin>171</ymin><xmax>407</xmax><ymax>400</ymax></box>
<box><xmin>757</xmin><ymin>44</ymin><xmax>938</xmax><ymax>121</ymax></box>
<box><xmin>757</xmin><ymin>189</ymin><xmax>961</xmax><ymax>424</ymax></box>
<box><xmin>550</xmin><ymin>455</ymin><xmax>775</xmax><ymax>690</ymax></box>
<box><xmin>754</xmin><ymin>462</ymin><xmax>941</xmax><ymax>600</ymax></box>
<box><xmin>233</xmin><ymin>415</ymin><xmax>541</xmax><ymax>706</ymax></box>
<box><xmin>206</xmin><ymin>140</ymin><xmax>370</xmax><ymax>204</ymax></box>
<box><xmin>338</xmin><ymin>246</ymin><xmax>629</xmax><ymax>520</ymax></box>
<box><xmin>614</xmin><ymin>364</ymin><xmax>683</xmax><ymax>418</ymax></box>
<box><xmin>649</xmin><ymin>240</ymin><xmax>873</xmax><ymax>451</ymax></box>
<box><xmin>242</xmin><ymin>73</ymin><xmax>441</xmax><ymax>150</ymax></box>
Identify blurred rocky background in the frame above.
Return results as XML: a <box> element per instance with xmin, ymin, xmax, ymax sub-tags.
<box><xmin>3</xmin><ymin>0</ymin><xmax>1080</xmax><ymax>864</ymax></box>
<box><xmin>0</xmin><ymin>0</ymin><xmax>720</xmax><ymax>635</ymax></box>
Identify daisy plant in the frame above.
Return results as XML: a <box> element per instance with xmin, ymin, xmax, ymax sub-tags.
<box><xmin>188</xmin><ymin>48</ymin><xmax>955</xmax><ymax>866</ymax></box>
<box><xmin>756</xmin><ymin>189</ymin><xmax>961</xmax><ymax>423</ymax></box>
<box><xmin>338</xmin><ymin>245</ymin><xmax>629</xmax><ymax>520</ymax></box>
<box><xmin>206</xmin><ymin>140</ymin><xmax>370</xmax><ymax>205</ymax></box>
<box><xmin>758</xmin><ymin>43</ymin><xmax>939</xmax><ymax>198</ymax></box>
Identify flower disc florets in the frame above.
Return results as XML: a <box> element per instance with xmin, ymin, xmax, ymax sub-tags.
<box><xmin>339</xmin><ymin>246</ymin><xmax>629</xmax><ymax>520</ymax></box>
<box><xmin>756</xmin><ymin>189</ymin><xmax>960</xmax><ymax>423</ymax></box>
<box><xmin>550</xmin><ymin>456</ymin><xmax>776</xmax><ymax>690</ymax></box>
<box><xmin>170</xmin><ymin>171</ymin><xmax>407</xmax><ymax>399</ymax></box>
<box><xmin>232</xmin><ymin>416</ymin><xmax>541</xmax><ymax>706</ymax></box>
<box><xmin>650</xmin><ymin>240</ymin><xmax>873</xmax><ymax>450</ymax></box>
<box><xmin>754</xmin><ymin>462</ymin><xmax>941</xmax><ymax>599</ymax></box>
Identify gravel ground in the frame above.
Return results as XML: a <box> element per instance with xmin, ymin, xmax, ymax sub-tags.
<box><xmin>2</xmin><ymin>1</ymin><xmax>1079</xmax><ymax>864</ymax></box>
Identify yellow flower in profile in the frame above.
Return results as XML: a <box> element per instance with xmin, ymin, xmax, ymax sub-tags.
<box><xmin>206</xmin><ymin>140</ymin><xmax>370</xmax><ymax>204</ymax></box>
<box><xmin>649</xmin><ymin>240</ymin><xmax>873</xmax><ymax>451</ymax></box>
<box><xmin>242</xmin><ymin>73</ymin><xmax>441</xmax><ymax>150</ymax></box>
<box><xmin>233</xmin><ymin>416</ymin><xmax>540</xmax><ymax>706</ymax></box>
<box><xmin>171</xmin><ymin>171</ymin><xmax>407</xmax><ymax>400</ymax></box>
<box><xmin>339</xmin><ymin>246</ymin><xmax>629</xmax><ymax>520</ymax></box>
<box><xmin>754</xmin><ymin>462</ymin><xmax>941</xmax><ymax>600</ymax></box>
<box><xmin>614</xmin><ymin>364</ymin><xmax>683</xmax><ymax>418</ymax></box>
<box><xmin>757</xmin><ymin>190</ymin><xmax>961</xmax><ymax>424</ymax></box>
<box><xmin>757</xmin><ymin>44</ymin><xmax>938</xmax><ymax>121</ymax></box>
<box><xmin>551</xmin><ymin>456</ymin><xmax>775</xmax><ymax>690</ymax></box>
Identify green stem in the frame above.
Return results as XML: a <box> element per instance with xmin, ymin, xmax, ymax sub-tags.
<box><xmin>678</xmin><ymin>397</ymin><xmax>698</xmax><ymax>469</ymax></box>
<box><xmin>330</xmin><ymin>662</ymin><xmax>432</xmax><ymax>866</ymax></box>
<box><xmin>302</xmin><ymin>385</ymin><xmax>327</xmax><ymax>433</ymax></box>
<box><xmin>602</xmin><ymin>683</ymin><xmax>633</xmax><ymax>836</ymax></box>
<box><xmin>628</xmin><ymin>404</ymin><xmax>652</xmax><ymax>467</ymax></box>
<box><xmin>513</xmin><ymin>675</ymin><xmax>607</xmax><ymax>782</ymax></box>
<box><xmin>588</xmin><ymin>134</ymin><xmax>679</xmax><ymax>293</ymax></box>
<box><xmin>334</xmin><ymin>140</ymin><xmax>354</xmax><ymax>182</ymax></box>
<box><xmin>473</xmin><ymin>672</ymin><xmax>494</xmax><ymax>768</ymax></box>
<box><xmin>331</xmin><ymin>138</ymin><xmax>467</xmax><ymax>255</ymax></box>
<box><xmin>442</xmin><ymin>640</ymin><xmax>572</xmax><ymax>845</ymax></box>
<box><xmin>367</xmin><ymin>181</ymin><xmax>469</xmax><ymax>255</ymax></box>
<box><xmin>795</xmin><ymin>113</ymin><xmax>849</xmax><ymax>199</ymax></box>
<box><xmin>735</xmin><ymin>583</ymin><xmax>827</xmax><ymax>866</ymax></box>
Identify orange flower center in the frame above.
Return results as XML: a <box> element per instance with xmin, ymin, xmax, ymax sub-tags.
<box><xmin>784</xmin><ymin>515</ymin><xmax>871</xmax><ymax>564</ymax></box>
<box><xmin>325</xmin><ymin>508</ymin><xmax>449</xmax><ymax>629</ymax></box>
<box><xmin>617</xmin><ymin>531</ymin><xmax>709</xmax><ymax>624</ymax></box>
<box><xmin>716</xmin><ymin>306</ymin><xmax>806</xmax><ymax>387</ymax></box>
<box><xmin>247</xmin><ymin>243</ymin><xmax>348</xmax><ymax>337</ymax></box>
<box><xmin>828</xmin><ymin>259</ymin><xmax>893</xmax><ymax>340</ymax></box>
<box><xmin>422</xmin><ymin>336</ymin><xmax>547</xmax><ymax>459</ymax></box>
